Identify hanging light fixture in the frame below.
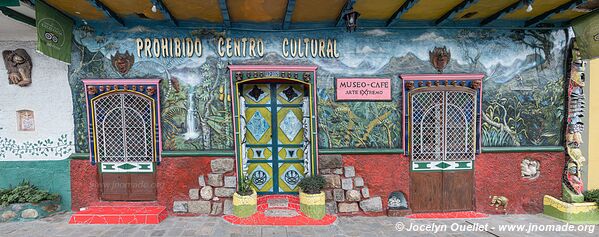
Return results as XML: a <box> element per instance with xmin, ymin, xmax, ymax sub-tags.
<box><xmin>523</xmin><ymin>0</ymin><xmax>534</xmax><ymax>12</ymax></box>
<box><xmin>151</xmin><ymin>4</ymin><xmax>157</xmax><ymax>13</ymax></box>
<box><xmin>343</xmin><ymin>9</ymin><xmax>360</xmax><ymax>33</ymax></box>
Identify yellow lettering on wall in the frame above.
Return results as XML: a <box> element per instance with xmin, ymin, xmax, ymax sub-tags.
<box><xmin>144</xmin><ymin>38</ymin><xmax>152</xmax><ymax>58</ymax></box>
<box><xmin>333</xmin><ymin>39</ymin><xmax>339</xmax><ymax>58</ymax></box>
<box><xmin>194</xmin><ymin>38</ymin><xmax>202</xmax><ymax>57</ymax></box>
<box><xmin>326</xmin><ymin>39</ymin><xmax>334</xmax><ymax>58</ymax></box>
<box><xmin>152</xmin><ymin>38</ymin><xmax>160</xmax><ymax>58</ymax></box>
<box><xmin>185</xmin><ymin>38</ymin><xmax>193</xmax><ymax>57</ymax></box>
<box><xmin>282</xmin><ymin>38</ymin><xmax>289</xmax><ymax>57</ymax></box>
<box><xmin>226</xmin><ymin>38</ymin><xmax>232</xmax><ymax>57</ymax></box>
<box><xmin>217</xmin><ymin>37</ymin><xmax>225</xmax><ymax>57</ymax></box>
<box><xmin>174</xmin><ymin>38</ymin><xmax>181</xmax><ymax>57</ymax></box>
<box><xmin>257</xmin><ymin>38</ymin><xmax>264</xmax><ymax>57</ymax></box>
<box><xmin>161</xmin><ymin>38</ymin><xmax>169</xmax><ymax>57</ymax></box>
<box><xmin>136</xmin><ymin>38</ymin><xmax>143</xmax><ymax>57</ymax></box>
<box><xmin>249</xmin><ymin>38</ymin><xmax>256</xmax><ymax>57</ymax></box>
<box><xmin>241</xmin><ymin>38</ymin><xmax>248</xmax><ymax>57</ymax></box>
<box><xmin>318</xmin><ymin>39</ymin><xmax>325</xmax><ymax>57</ymax></box>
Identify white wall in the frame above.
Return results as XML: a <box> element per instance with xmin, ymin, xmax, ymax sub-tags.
<box><xmin>0</xmin><ymin>41</ymin><xmax>74</xmax><ymax>160</ymax></box>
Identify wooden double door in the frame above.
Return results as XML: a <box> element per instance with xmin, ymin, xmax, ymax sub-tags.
<box><xmin>408</xmin><ymin>87</ymin><xmax>477</xmax><ymax>212</ymax></box>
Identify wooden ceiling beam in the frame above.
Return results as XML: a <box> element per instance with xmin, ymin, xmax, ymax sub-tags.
<box><xmin>525</xmin><ymin>0</ymin><xmax>586</xmax><ymax>27</ymax></box>
<box><xmin>435</xmin><ymin>0</ymin><xmax>480</xmax><ymax>26</ymax></box>
<box><xmin>86</xmin><ymin>0</ymin><xmax>124</xmax><ymax>26</ymax></box>
<box><xmin>282</xmin><ymin>0</ymin><xmax>296</xmax><ymax>29</ymax></box>
<box><xmin>0</xmin><ymin>6</ymin><xmax>35</xmax><ymax>27</ymax></box>
<box><xmin>480</xmin><ymin>0</ymin><xmax>526</xmax><ymax>26</ymax></box>
<box><xmin>218</xmin><ymin>0</ymin><xmax>230</xmax><ymax>28</ymax></box>
<box><xmin>149</xmin><ymin>0</ymin><xmax>178</xmax><ymax>26</ymax></box>
<box><xmin>335</xmin><ymin>0</ymin><xmax>356</xmax><ymax>27</ymax></box>
<box><xmin>386</xmin><ymin>0</ymin><xmax>419</xmax><ymax>27</ymax></box>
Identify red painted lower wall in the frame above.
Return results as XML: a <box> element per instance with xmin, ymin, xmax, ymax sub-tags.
<box><xmin>474</xmin><ymin>152</ymin><xmax>564</xmax><ymax>214</ymax></box>
<box><xmin>71</xmin><ymin>152</ymin><xmax>564</xmax><ymax>215</ymax></box>
<box><xmin>70</xmin><ymin>157</ymin><xmax>228</xmax><ymax>213</ymax></box>
<box><xmin>340</xmin><ymin>152</ymin><xmax>564</xmax><ymax>215</ymax></box>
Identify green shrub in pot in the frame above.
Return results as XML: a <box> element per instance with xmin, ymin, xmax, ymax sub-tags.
<box><xmin>298</xmin><ymin>175</ymin><xmax>326</xmax><ymax>220</ymax></box>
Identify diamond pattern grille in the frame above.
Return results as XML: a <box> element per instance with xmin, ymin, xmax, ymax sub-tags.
<box><xmin>410</xmin><ymin>88</ymin><xmax>476</xmax><ymax>161</ymax></box>
<box><xmin>93</xmin><ymin>92</ymin><xmax>154</xmax><ymax>163</ymax></box>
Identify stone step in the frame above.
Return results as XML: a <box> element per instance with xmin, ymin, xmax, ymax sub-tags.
<box><xmin>267</xmin><ymin>198</ymin><xmax>289</xmax><ymax>208</ymax></box>
<box><xmin>264</xmin><ymin>209</ymin><xmax>299</xmax><ymax>217</ymax></box>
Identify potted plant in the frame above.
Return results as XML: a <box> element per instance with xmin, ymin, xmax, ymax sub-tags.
<box><xmin>298</xmin><ymin>175</ymin><xmax>326</xmax><ymax>220</ymax></box>
<box><xmin>232</xmin><ymin>175</ymin><xmax>257</xmax><ymax>218</ymax></box>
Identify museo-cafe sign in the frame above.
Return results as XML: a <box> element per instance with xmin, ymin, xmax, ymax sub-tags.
<box><xmin>134</xmin><ymin>36</ymin><xmax>340</xmax><ymax>58</ymax></box>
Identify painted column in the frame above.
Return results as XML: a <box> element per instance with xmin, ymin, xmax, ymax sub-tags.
<box><xmin>586</xmin><ymin>58</ymin><xmax>599</xmax><ymax>190</ymax></box>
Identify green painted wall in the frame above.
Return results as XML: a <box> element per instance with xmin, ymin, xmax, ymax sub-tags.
<box><xmin>0</xmin><ymin>160</ymin><xmax>71</xmax><ymax>210</ymax></box>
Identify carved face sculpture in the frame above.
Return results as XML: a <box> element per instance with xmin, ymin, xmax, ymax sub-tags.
<box><xmin>111</xmin><ymin>51</ymin><xmax>134</xmax><ymax>75</ymax></box>
<box><xmin>429</xmin><ymin>46</ymin><xmax>451</xmax><ymax>73</ymax></box>
<box><xmin>2</xmin><ymin>48</ymin><xmax>32</xmax><ymax>87</ymax></box>
<box><xmin>146</xmin><ymin>86</ymin><xmax>156</xmax><ymax>96</ymax></box>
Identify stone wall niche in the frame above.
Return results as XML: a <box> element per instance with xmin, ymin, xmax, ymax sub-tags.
<box><xmin>16</xmin><ymin>109</ymin><xmax>34</xmax><ymax>131</ymax></box>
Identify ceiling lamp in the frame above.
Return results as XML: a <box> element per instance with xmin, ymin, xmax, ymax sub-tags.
<box><xmin>523</xmin><ymin>0</ymin><xmax>534</xmax><ymax>12</ymax></box>
<box><xmin>151</xmin><ymin>4</ymin><xmax>157</xmax><ymax>13</ymax></box>
<box><xmin>343</xmin><ymin>9</ymin><xmax>360</xmax><ymax>33</ymax></box>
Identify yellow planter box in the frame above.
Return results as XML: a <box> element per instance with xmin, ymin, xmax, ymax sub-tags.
<box><xmin>233</xmin><ymin>190</ymin><xmax>257</xmax><ymax>218</ymax></box>
<box><xmin>300</xmin><ymin>191</ymin><xmax>326</xmax><ymax>220</ymax></box>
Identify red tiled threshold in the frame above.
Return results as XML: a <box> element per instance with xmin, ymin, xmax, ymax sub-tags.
<box><xmin>406</xmin><ymin>211</ymin><xmax>488</xmax><ymax>219</ymax></box>
<box><xmin>223</xmin><ymin>195</ymin><xmax>337</xmax><ymax>226</ymax></box>
<box><xmin>69</xmin><ymin>204</ymin><xmax>168</xmax><ymax>224</ymax></box>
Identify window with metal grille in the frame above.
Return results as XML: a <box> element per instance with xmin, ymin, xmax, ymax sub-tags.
<box><xmin>409</xmin><ymin>88</ymin><xmax>477</xmax><ymax>161</ymax></box>
<box><xmin>92</xmin><ymin>92</ymin><xmax>155</xmax><ymax>163</ymax></box>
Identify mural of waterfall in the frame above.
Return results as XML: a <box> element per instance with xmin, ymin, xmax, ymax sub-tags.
<box><xmin>183</xmin><ymin>87</ymin><xmax>200</xmax><ymax>140</ymax></box>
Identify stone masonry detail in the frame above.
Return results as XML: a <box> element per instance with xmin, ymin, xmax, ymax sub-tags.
<box><xmin>319</xmin><ymin>155</ymin><xmax>383</xmax><ymax>214</ymax></box>
<box><xmin>172</xmin><ymin>158</ymin><xmax>235</xmax><ymax>215</ymax></box>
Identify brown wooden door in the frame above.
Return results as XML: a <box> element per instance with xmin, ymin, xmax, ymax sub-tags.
<box><xmin>408</xmin><ymin>86</ymin><xmax>477</xmax><ymax>213</ymax></box>
<box><xmin>410</xmin><ymin>171</ymin><xmax>473</xmax><ymax>213</ymax></box>
<box><xmin>101</xmin><ymin>173</ymin><xmax>156</xmax><ymax>201</ymax></box>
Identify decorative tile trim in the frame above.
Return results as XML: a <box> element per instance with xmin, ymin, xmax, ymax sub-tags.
<box><xmin>0</xmin><ymin>134</ymin><xmax>73</xmax><ymax>159</ymax></box>
<box><xmin>100</xmin><ymin>162</ymin><xmax>154</xmax><ymax>173</ymax></box>
<box><xmin>411</xmin><ymin>160</ymin><xmax>473</xmax><ymax>171</ymax></box>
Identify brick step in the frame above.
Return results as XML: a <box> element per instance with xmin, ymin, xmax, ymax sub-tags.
<box><xmin>69</xmin><ymin>205</ymin><xmax>168</xmax><ymax>224</ymax></box>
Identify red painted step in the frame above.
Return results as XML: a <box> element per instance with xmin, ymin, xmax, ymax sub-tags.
<box><xmin>223</xmin><ymin>195</ymin><xmax>337</xmax><ymax>226</ymax></box>
<box><xmin>69</xmin><ymin>204</ymin><xmax>168</xmax><ymax>224</ymax></box>
<box><xmin>406</xmin><ymin>211</ymin><xmax>488</xmax><ymax>219</ymax></box>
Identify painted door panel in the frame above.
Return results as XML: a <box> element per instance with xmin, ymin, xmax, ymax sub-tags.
<box><xmin>243</xmin><ymin>83</ymin><xmax>306</xmax><ymax>194</ymax></box>
<box><xmin>101</xmin><ymin>173</ymin><xmax>156</xmax><ymax>201</ymax></box>
<box><xmin>410</xmin><ymin>172</ymin><xmax>443</xmax><ymax>212</ymax></box>
<box><xmin>442</xmin><ymin>171</ymin><xmax>473</xmax><ymax>211</ymax></box>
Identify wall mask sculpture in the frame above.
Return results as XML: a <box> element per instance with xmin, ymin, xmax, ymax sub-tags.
<box><xmin>2</xmin><ymin>48</ymin><xmax>32</xmax><ymax>87</ymax></box>
<box><xmin>110</xmin><ymin>50</ymin><xmax>134</xmax><ymax>75</ymax></box>
<box><xmin>429</xmin><ymin>46</ymin><xmax>451</xmax><ymax>73</ymax></box>
<box><xmin>521</xmin><ymin>158</ymin><xmax>540</xmax><ymax>179</ymax></box>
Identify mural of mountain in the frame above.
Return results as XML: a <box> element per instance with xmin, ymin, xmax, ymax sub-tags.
<box><xmin>486</xmin><ymin>53</ymin><xmax>544</xmax><ymax>83</ymax></box>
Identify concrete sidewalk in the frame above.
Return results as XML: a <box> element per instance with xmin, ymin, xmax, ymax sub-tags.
<box><xmin>0</xmin><ymin>213</ymin><xmax>597</xmax><ymax>237</ymax></box>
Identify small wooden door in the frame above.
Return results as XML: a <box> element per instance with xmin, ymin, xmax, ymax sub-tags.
<box><xmin>91</xmin><ymin>91</ymin><xmax>158</xmax><ymax>201</ymax></box>
<box><xmin>101</xmin><ymin>173</ymin><xmax>156</xmax><ymax>201</ymax></box>
<box><xmin>408</xmin><ymin>86</ymin><xmax>477</xmax><ymax>212</ymax></box>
